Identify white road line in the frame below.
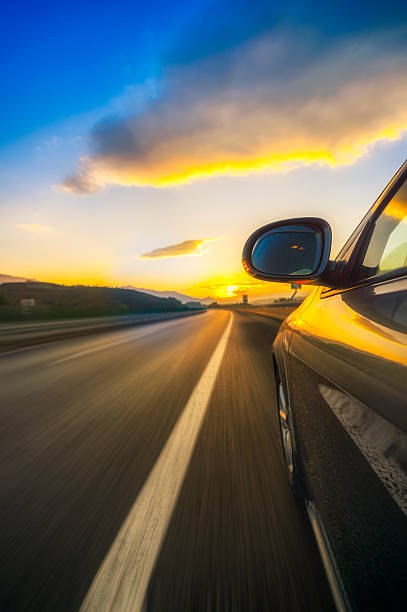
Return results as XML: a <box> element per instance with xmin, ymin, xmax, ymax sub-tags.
<box><xmin>80</xmin><ymin>312</ymin><xmax>233</xmax><ymax>612</ymax></box>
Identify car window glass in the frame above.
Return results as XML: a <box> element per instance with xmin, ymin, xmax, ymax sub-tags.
<box><xmin>353</xmin><ymin>178</ymin><xmax>407</xmax><ymax>281</ymax></box>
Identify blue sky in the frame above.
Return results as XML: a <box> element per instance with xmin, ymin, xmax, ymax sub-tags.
<box><xmin>1</xmin><ymin>1</ymin><xmax>407</xmax><ymax>299</ymax></box>
<box><xmin>1</xmin><ymin>0</ymin><xmax>193</xmax><ymax>144</ymax></box>
<box><xmin>2</xmin><ymin>0</ymin><xmax>406</xmax><ymax>144</ymax></box>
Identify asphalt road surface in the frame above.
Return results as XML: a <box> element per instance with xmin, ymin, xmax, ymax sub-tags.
<box><xmin>0</xmin><ymin>310</ymin><xmax>334</xmax><ymax>611</ymax></box>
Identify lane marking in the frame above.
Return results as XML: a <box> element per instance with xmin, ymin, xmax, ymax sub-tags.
<box><xmin>80</xmin><ymin>312</ymin><xmax>233</xmax><ymax>612</ymax></box>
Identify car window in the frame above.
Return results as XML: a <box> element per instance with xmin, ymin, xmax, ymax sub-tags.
<box><xmin>353</xmin><ymin>177</ymin><xmax>407</xmax><ymax>281</ymax></box>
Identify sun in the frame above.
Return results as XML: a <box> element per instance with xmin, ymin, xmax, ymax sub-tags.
<box><xmin>226</xmin><ymin>285</ymin><xmax>238</xmax><ymax>297</ymax></box>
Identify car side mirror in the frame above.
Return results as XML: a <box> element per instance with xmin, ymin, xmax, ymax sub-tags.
<box><xmin>242</xmin><ymin>217</ymin><xmax>333</xmax><ymax>284</ymax></box>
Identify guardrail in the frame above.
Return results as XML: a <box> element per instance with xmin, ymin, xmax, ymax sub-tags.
<box><xmin>0</xmin><ymin>310</ymin><xmax>205</xmax><ymax>352</ymax></box>
<box><xmin>229</xmin><ymin>304</ymin><xmax>297</xmax><ymax>322</ymax></box>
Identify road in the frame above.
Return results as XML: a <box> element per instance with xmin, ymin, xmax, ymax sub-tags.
<box><xmin>0</xmin><ymin>309</ymin><xmax>334</xmax><ymax>611</ymax></box>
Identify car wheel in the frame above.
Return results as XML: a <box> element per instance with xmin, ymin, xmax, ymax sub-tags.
<box><xmin>277</xmin><ymin>380</ymin><xmax>304</xmax><ymax>498</ymax></box>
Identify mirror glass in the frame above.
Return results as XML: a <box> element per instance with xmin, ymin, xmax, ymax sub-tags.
<box><xmin>251</xmin><ymin>227</ymin><xmax>321</xmax><ymax>276</ymax></box>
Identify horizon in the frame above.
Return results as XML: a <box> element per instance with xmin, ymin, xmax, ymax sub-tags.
<box><xmin>0</xmin><ymin>272</ymin><xmax>307</xmax><ymax>304</ymax></box>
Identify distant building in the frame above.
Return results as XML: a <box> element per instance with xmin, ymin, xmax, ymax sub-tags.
<box><xmin>242</xmin><ymin>294</ymin><xmax>248</xmax><ymax>305</ymax></box>
<box><xmin>20</xmin><ymin>298</ymin><xmax>35</xmax><ymax>306</ymax></box>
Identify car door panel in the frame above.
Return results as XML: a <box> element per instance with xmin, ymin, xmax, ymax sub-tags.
<box><xmin>288</xmin><ymin>278</ymin><xmax>407</xmax><ymax>609</ymax></box>
<box><xmin>292</xmin><ymin>279</ymin><xmax>407</xmax><ymax>427</ymax></box>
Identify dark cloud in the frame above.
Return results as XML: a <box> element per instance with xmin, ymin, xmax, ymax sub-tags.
<box><xmin>166</xmin><ymin>0</ymin><xmax>407</xmax><ymax>65</ymax></box>
<box><xmin>61</xmin><ymin>168</ymin><xmax>102</xmax><ymax>194</ymax></box>
<box><xmin>62</xmin><ymin>27</ymin><xmax>407</xmax><ymax>191</ymax></box>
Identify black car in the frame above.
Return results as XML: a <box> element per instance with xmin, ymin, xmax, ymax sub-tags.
<box><xmin>242</xmin><ymin>160</ymin><xmax>407</xmax><ymax>611</ymax></box>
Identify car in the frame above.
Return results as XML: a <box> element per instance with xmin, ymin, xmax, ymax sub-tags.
<box><xmin>242</xmin><ymin>160</ymin><xmax>407</xmax><ymax>611</ymax></box>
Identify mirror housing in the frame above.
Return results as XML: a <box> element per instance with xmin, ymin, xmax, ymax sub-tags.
<box><xmin>242</xmin><ymin>217</ymin><xmax>333</xmax><ymax>285</ymax></box>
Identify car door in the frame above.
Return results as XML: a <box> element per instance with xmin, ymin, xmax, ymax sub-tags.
<box><xmin>287</xmin><ymin>168</ymin><xmax>407</xmax><ymax>610</ymax></box>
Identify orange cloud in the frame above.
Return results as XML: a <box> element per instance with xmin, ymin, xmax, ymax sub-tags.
<box><xmin>62</xmin><ymin>30</ymin><xmax>407</xmax><ymax>192</ymax></box>
<box><xmin>140</xmin><ymin>238</ymin><xmax>220</xmax><ymax>259</ymax></box>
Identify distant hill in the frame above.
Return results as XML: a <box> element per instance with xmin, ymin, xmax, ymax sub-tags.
<box><xmin>1</xmin><ymin>282</ymin><xmax>187</xmax><ymax>308</ymax></box>
<box><xmin>0</xmin><ymin>282</ymin><xmax>194</xmax><ymax>320</ymax></box>
<box><xmin>0</xmin><ymin>276</ymin><xmax>213</xmax><ymax>304</ymax></box>
<box><xmin>0</xmin><ymin>273</ymin><xmax>35</xmax><ymax>284</ymax></box>
<box><xmin>124</xmin><ymin>286</ymin><xmax>214</xmax><ymax>305</ymax></box>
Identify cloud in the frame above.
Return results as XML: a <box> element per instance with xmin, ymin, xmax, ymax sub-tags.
<box><xmin>62</xmin><ymin>28</ymin><xmax>407</xmax><ymax>192</ymax></box>
<box><xmin>140</xmin><ymin>238</ymin><xmax>219</xmax><ymax>259</ymax></box>
<box><xmin>61</xmin><ymin>168</ymin><xmax>103</xmax><ymax>194</ymax></box>
<box><xmin>17</xmin><ymin>223</ymin><xmax>52</xmax><ymax>233</ymax></box>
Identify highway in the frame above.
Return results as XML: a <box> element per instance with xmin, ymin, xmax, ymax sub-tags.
<box><xmin>0</xmin><ymin>309</ymin><xmax>334</xmax><ymax>611</ymax></box>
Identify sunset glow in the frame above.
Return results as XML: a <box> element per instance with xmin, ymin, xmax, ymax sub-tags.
<box><xmin>1</xmin><ymin>2</ymin><xmax>406</xmax><ymax>301</ymax></box>
<box><xmin>68</xmin><ymin>123</ymin><xmax>407</xmax><ymax>190</ymax></box>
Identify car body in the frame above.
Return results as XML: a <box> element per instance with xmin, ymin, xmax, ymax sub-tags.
<box><xmin>243</xmin><ymin>161</ymin><xmax>407</xmax><ymax>611</ymax></box>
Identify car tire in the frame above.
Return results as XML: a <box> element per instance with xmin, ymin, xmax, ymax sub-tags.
<box><xmin>276</xmin><ymin>377</ymin><xmax>305</xmax><ymax>499</ymax></box>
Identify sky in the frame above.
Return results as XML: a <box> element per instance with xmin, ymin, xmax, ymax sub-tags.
<box><xmin>1</xmin><ymin>0</ymin><xmax>407</xmax><ymax>301</ymax></box>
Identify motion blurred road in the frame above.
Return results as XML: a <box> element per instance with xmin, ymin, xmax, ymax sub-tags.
<box><xmin>0</xmin><ymin>310</ymin><xmax>333</xmax><ymax>611</ymax></box>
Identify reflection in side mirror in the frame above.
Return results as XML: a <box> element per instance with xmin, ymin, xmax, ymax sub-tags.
<box><xmin>242</xmin><ymin>217</ymin><xmax>332</xmax><ymax>284</ymax></box>
<box><xmin>252</xmin><ymin>226</ymin><xmax>321</xmax><ymax>277</ymax></box>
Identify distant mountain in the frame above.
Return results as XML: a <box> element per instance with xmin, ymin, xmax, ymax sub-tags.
<box><xmin>1</xmin><ymin>281</ymin><xmax>190</xmax><ymax>313</ymax></box>
<box><xmin>123</xmin><ymin>286</ymin><xmax>214</xmax><ymax>305</ymax></box>
<box><xmin>0</xmin><ymin>276</ymin><xmax>214</xmax><ymax>305</ymax></box>
<box><xmin>0</xmin><ymin>273</ymin><xmax>35</xmax><ymax>284</ymax></box>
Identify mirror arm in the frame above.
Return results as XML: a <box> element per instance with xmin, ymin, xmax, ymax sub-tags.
<box><xmin>318</xmin><ymin>260</ymin><xmax>347</xmax><ymax>288</ymax></box>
